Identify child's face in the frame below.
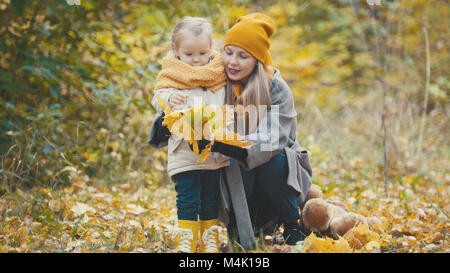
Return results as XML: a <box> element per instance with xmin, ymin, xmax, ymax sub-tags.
<box><xmin>174</xmin><ymin>32</ymin><xmax>212</xmax><ymax>66</ymax></box>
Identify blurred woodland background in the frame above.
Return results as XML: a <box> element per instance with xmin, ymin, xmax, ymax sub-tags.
<box><xmin>0</xmin><ymin>0</ymin><xmax>448</xmax><ymax>253</ymax></box>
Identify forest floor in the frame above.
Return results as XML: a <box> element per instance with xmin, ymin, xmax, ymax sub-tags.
<box><xmin>1</xmin><ymin>151</ymin><xmax>448</xmax><ymax>253</ymax></box>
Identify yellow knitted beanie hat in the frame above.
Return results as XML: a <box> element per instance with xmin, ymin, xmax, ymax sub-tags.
<box><xmin>224</xmin><ymin>13</ymin><xmax>276</xmax><ymax>72</ymax></box>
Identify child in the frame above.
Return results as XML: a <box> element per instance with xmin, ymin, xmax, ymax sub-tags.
<box><xmin>151</xmin><ymin>17</ymin><xmax>228</xmax><ymax>253</ymax></box>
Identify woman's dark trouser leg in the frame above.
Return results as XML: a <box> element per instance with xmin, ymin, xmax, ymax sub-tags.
<box><xmin>254</xmin><ymin>150</ymin><xmax>305</xmax><ymax>244</ymax></box>
<box><xmin>226</xmin><ymin>151</ymin><xmax>303</xmax><ymax>248</ymax></box>
<box><xmin>254</xmin><ymin>150</ymin><xmax>300</xmax><ymax>224</ymax></box>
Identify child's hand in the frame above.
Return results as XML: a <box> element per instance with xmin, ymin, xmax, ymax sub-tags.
<box><xmin>169</xmin><ymin>92</ymin><xmax>189</xmax><ymax>107</ymax></box>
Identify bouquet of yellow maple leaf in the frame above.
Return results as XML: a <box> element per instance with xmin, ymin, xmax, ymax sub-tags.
<box><xmin>157</xmin><ymin>97</ymin><xmax>254</xmax><ymax>162</ymax></box>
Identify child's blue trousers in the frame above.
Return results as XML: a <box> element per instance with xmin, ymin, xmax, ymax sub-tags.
<box><xmin>172</xmin><ymin>169</ymin><xmax>222</xmax><ymax>221</ymax></box>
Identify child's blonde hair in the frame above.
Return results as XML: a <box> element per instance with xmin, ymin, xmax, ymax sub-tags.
<box><xmin>171</xmin><ymin>17</ymin><xmax>213</xmax><ymax>51</ymax></box>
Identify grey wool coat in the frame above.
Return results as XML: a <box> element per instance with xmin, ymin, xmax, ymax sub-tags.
<box><xmin>218</xmin><ymin>69</ymin><xmax>313</xmax><ymax>250</ymax></box>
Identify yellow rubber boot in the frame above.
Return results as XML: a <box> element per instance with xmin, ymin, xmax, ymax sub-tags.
<box><xmin>199</xmin><ymin>219</ymin><xmax>219</xmax><ymax>253</ymax></box>
<box><xmin>177</xmin><ymin>220</ymin><xmax>200</xmax><ymax>253</ymax></box>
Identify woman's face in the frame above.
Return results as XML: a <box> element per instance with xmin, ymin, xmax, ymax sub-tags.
<box><xmin>223</xmin><ymin>45</ymin><xmax>257</xmax><ymax>83</ymax></box>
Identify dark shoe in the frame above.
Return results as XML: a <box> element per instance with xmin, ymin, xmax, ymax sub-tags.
<box><xmin>283</xmin><ymin>222</ymin><xmax>307</xmax><ymax>245</ymax></box>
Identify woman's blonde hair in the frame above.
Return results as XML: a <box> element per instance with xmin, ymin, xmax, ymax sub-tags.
<box><xmin>170</xmin><ymin>17</ymin><xmax>213</xmax><ymax>51</ymax></box>
<box><xmin>226</xmin><ymin>62</ymin><xmax>272</xmax><ymax>134</ymax></box>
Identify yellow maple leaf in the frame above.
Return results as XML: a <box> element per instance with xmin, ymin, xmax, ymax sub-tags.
<box><xmin>344</xmin><ymin>223</ymin><xmax>380</xmax><ymax>250</ymax></box>
<box><xmin>156</xmin><ymin>98</ymin><xmax>254</xmax><ymax>162</ymax></box>
<box><xmin>42</xmin><ymin>188</ymin><xmax>52</xmax><ymax>195</ymax></box>
<box><xmin>364</xmin><ymin>240</ymin><xmax>381</xmax><ymax>252</ymax></box>
<box><xmin>199</xmin><ymin>141</ymin><xmax>213</xmax><ymax>163</ymax></box>
<box><xmin>302</xmin><ymin>233</ymin><xmax>353</xmax><ymax>253</ymax></box>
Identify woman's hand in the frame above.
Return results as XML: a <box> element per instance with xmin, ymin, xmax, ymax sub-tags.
<box><xmin>212</xmin><ymin>141</ymin><xmax>248</xmax><ymax>163</ymax></box>
<box><xmin>188</xmin><ymin>139</ymin><xmax>211</xmax><ymax>154</ymax></box>
<box><xmin>187</xmin><ymin>140</ymin><xmax>248</xmax><ymax>164</ymax></box>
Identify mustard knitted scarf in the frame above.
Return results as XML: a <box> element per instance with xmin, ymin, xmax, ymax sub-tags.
<box><xmin>154</xmin><ymin>52</ymin><xmax>227</xmax><ymax>92</ymax></box>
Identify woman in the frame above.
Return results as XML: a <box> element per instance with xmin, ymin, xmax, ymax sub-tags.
<box><xmin>149</xmin><ymin>12</ymin><xmax>312</xmax><ymax>250</ymax></box>
<box><xmin>208</xmin><ymin>13</ymin><xmax>313</xmax><ymax>249</ymax></box>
